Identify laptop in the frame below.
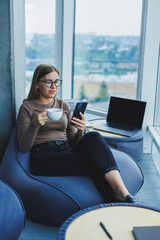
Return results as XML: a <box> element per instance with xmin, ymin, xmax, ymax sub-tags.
<box><xmin>93</xmin><ymin>96</ymin><xmax>146</xmax><ymax>137</ymax></box>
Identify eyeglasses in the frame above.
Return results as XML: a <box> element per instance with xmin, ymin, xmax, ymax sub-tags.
<box><xmin>38</xmin><ymin>79</ymin><xmax>62</xmax><ymax>88</ymax></box>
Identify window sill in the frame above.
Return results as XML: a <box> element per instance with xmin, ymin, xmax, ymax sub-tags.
<box><xmin>86</xmin><ymin>107</ymin><xmax>107</xmax><ymax>117</ymax></box>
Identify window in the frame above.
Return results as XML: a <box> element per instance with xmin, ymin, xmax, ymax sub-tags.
<box><xmin>73</xmin><ymin>0</ymin><xmax>142</xmax><ymax>110</ymax></box>
<box><xmin>25</xmin><ymin>0</ymin><xmax>56</xmax><ymax>96</ymax></box>
<box><xmin>154</xmin><ymin>44</ymin><xmax>160</xmax><ymax>128</ymax></box>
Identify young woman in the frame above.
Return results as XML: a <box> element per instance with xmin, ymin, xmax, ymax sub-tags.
<box><xmin>17</xmin><ymin>63</ymin><xmax>138</xmax><ymax>203</ymax></box>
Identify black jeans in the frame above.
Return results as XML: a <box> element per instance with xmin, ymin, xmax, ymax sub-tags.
<box><xmin>31</xmin><ymin>132</ymin><xmax>119</xmax><ymax>201</ymax></box>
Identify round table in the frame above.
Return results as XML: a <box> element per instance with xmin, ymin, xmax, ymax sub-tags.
<box><xmin>57</xmin><ymin>203</ymin><xmax>160</xmax><ymax>240</ymax></box>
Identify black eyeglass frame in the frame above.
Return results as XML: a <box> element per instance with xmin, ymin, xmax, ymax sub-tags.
<box><xmin>38</xmin><ymin>79</ymin><xmax>62</xmax><ymax>88</ymax></box>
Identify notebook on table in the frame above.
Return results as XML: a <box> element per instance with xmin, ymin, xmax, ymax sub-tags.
<box><xmin>93</xmin><ymin>96</ymin><xmax>146</xmax><ymax>137</ymax></box>
<box><xmin>132</xmin><ymin>226</ymin><xmax>160</xmax><ymax>240</ymax></box>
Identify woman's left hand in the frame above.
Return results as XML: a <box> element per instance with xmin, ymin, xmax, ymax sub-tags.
<box><xmin>71</xmin><ymin>112</ymin><xmax>86</xmax><ymax>134</ymax></box>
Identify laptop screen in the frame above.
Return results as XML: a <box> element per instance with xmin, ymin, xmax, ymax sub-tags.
<box><xmin>107</xmin><ymin>96</ymin><xmax>146</xmax><ymax>128</ymax></box>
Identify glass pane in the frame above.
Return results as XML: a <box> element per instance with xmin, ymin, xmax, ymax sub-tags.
<box><xmin>25</xmin><ymin>0</ymin><xmax>56</xmax><ymax>96</ymax></box>
<box><xmin>73</xmin><ymin>0</ymin><xmax>142</xmax><ymax>110</ymax></box>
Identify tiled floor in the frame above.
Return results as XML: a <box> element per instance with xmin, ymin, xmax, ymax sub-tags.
<box><xmin>19</xmin><ymin>153</ymin><xmax>160</xmax><ymax>240</ymax></box>
<box><xmin>136</xmin><ymin>154</ymin><xmax>160</xmax><ymax>209</ymax></box>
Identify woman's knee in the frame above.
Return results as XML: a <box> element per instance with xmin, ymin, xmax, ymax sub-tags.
<box><xmin>84</xmin><ymin>131</ymin><xmax>102</xmax><ymax>142</ymax></box>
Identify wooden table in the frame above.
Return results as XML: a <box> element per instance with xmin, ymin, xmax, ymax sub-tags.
<box><xmin>58</xmin><ymin>204</ymin><xmax>160</xmax><ymax>240</ymax></box>
<box><xmin>86</xmin><ymin>119</ymin><xmax>123</xmax><ymax>137</ymax></box>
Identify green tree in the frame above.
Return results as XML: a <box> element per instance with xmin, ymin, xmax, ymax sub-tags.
<box><xmin>96</xmin><ymin>81</ymin><xmax>109</xmax><ymax>102</ymax></box>
<box><xmin>79</xmin><ymin>84</ymin><xmax>87</xmax><ymax>101</ymax></box>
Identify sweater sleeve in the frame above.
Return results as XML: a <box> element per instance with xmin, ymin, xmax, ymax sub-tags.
<box><xmin>16</xmin><ymin>103</ymin><xmax>40</xmax><ymax>153</ymax></box>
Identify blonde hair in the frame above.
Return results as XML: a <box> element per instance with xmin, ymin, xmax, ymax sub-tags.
<box><xmin>27</xmin><ymin>64</ymin><xmax>60</xmax><ymax>101</ymax></box>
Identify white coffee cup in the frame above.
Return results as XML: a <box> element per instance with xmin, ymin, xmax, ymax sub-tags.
<box><xmin>47</xmin><ymin>108</ymin><xmax>63</xmax><ymax>121</ymax></box>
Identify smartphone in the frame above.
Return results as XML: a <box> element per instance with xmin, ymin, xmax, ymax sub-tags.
<box><xmin>71</xmin><ymin>102</ymin><xmax>88</xmax><ymax>123</ymax></box>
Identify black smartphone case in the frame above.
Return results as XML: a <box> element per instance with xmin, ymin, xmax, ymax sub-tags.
<box><xmin>72</xmin><ymin>102</ymin><xmax>88</xmax><ymax>119</ymax></box>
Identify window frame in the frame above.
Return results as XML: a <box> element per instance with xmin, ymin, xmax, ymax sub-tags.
<box><xmin>55</xmin><ymin>0</ymin><xmax>75</xmax><ymax>99</ymax></box>
<box><xmin>153</xmin><ymin>43</ymin><xmax>160</xmax><ymax>126</ymax></box>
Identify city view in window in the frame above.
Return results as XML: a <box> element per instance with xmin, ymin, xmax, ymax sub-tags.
<box><xmin>25</xmin><ymin>0</ymin><xmax>55</xmax><ymax>96</ymax></box>
<box><xmin>73</xmin><ymin>0</ymin><xmax>142</xmax><ymax>110</ymax></box>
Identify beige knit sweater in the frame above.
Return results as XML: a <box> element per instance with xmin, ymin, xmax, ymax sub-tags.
<box><xmin>17</xmin><ymin>98</ymin><xmax>83</xmax><ymax>153</ymax></box>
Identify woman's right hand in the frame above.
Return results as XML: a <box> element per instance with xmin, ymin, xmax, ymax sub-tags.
<box><xmin>33</xmin><ymin>109</ymin><xmax>49</xmax><ymax>127</ymax></box>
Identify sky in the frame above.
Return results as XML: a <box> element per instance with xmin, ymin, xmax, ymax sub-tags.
<box><xmin>25</xmin><ymin>0</ymin><xmax>142</xmax><ymax>36</ymax></box>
